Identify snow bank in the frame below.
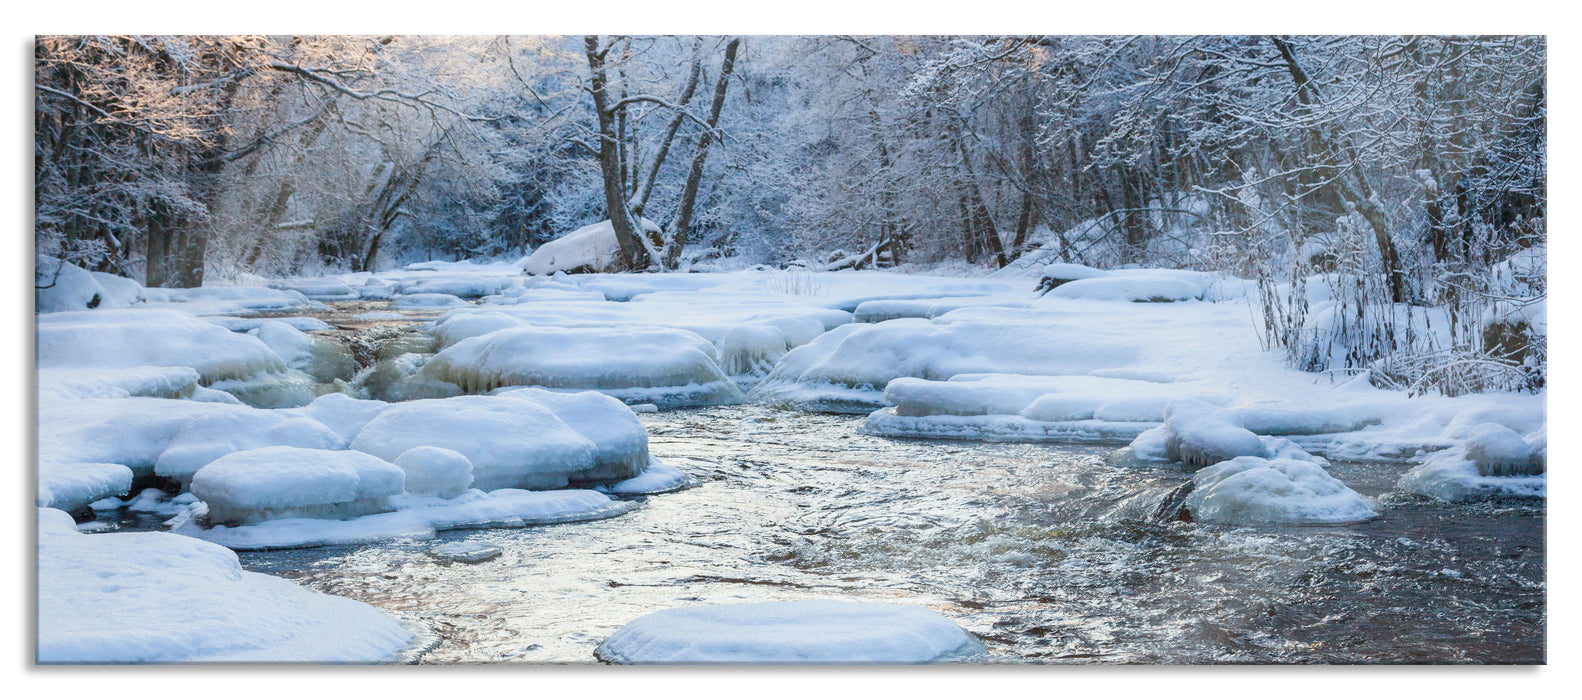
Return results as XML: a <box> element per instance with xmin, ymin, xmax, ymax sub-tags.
<box><xmin>190</xmin><ymin>446</ymin><xmax>405</xmax><ymax>525</ymax></box>
<box><xmin>349</xmin><ymin>395</ymin><xmax>599</xmax><ymax>490</ymax></box>
<box><xmin>595</xmin><ymin>601</ymin><xmax>985</xmax><ymax>664</ymax></box>
<box><xmin>143</xmin><ymin>285</ymin><xmax>321</xmax><ymax>315</ymax></box>
<box><xmin>39</xmin><ymin>398</ymin><xmax>238</xmax><ymax>476</ymax></box>
<box><xmin>395</xmin><ymin>276</ymin><xmax>510</xmax><ymax>299</ymax></box>
<box><xmin>35</xmin><ymin>255</ymin><xmax>142</xmax><ymax>312</ymax></box>
<box><xmin>37</xmin><ymin>507</ymin><xmax>413</xmax><ymax>663</ymax></box>
<box><xmin>394</xmin><ymin>446</ymin><xmax>474</xmax><ymax>499</ymax></box>
<box><xmin>1043</xmin><ymin>274</ymin><xmax>1203</xmax><ymax>302</ymax></box>
<box><xmin>1184</xmin><ymin>457</ymin><xmax>1377</xmax><ymax>525</ymax></box>
<box><xmin>392</xmin><ymin>292</ymin><xmax>469</xmax><ymax>309</ymax></box>
<box><xmin>415</xmin><ymin>325</ymin><xmax>745</xmax><ymax>408</ymax></box>
<box><xmin>175</xmin><ymin>488</ymin><xmax>632</xmax><ymax>550</ymax></box>
<box><xmin>38</xmin><ymin>309</ymin><xmax>287</xmax><ymax>384</ymax></box>
<box><xmin>37</xmin><ymin>366</ymin><xmax>200</xmax><ymax>401</ymax></box>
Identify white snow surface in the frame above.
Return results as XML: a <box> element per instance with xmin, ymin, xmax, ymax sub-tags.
<box><xmin>394</xmin><ymin>446</ymin><xmax>474</xmax><ymax>498</ymax></box>
<box><xmin>1186</xmin><ymin>457</ymin><xmax>1378</xmax><ymax>525</ymax></box>
<box><xmin>38</xmin><ymin>308</ymin><xmax>287</xmax><ymax>384</ymax></box>
<box><xmin>36</xmin><ymin>507</ymin><xmax>413</xmax><ymax>663</ymax></box>
<box><xmin>595</xmin><ymin>601</ymin><xmax>985</xmax><ymax>664</ymax></box>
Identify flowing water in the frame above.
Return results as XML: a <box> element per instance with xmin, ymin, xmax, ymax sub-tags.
<box><xmin>238</xmin><ymin>404</ymin><xmax>1545</xmax><ymax>664</ymax></box>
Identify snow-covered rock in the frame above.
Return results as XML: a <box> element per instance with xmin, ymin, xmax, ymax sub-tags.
<box><xmin>414</xmin><ymin>325</ymin><xmax>745</xmax><ymax>408</ymax></box>
<box><xmin>153</xmin><ymin>408</ymin><xmax>343</xmax><ymax>486</ymax></box>
<box><xmin>1184</xmin><ymin>456</ymin><xmax>1377</xmax><ymax>525</ymax></box>
<box><xmin>494</xmin><ymin>387</ymin><xmax>655</xmax><ymax>482</ymax></box>
<box><xmin>595</xmin><ymin>601</ymin><xmax>986</xmax><ymax>664</ymax></box>
<box><xmin>190</xmin><ymin>446</ymin><xmax>405</xmax><ymax>526</ymax></box>
<box><xmin>348</xmin><ymin>395</ymin><xmax>600</xmax><ymax>490</ymax></box>
<box><xmin>392</xmin><ymin>292</ymin><xmax>469</xmax><ymax>309</ymax></box>
<box><xmin>37</xmin><ymin>507</ymin><xmax>413</xmax><ymax>663</ymax></box>
<box><xmin>521</xmin><ymin>219</ymin><xmax>646</xmax><ymax>275</ymax></box>
<box><xmin>1044</xmin><ymin>274</ymin><xmax>1203</xmax><ymax>302</ymax></box>
<box><xmin>1398</xmin><ymin>438</ymin><xmax>1547</xmax><ymax>503</ymax></box>
<box><xmin>1159</xmin><ymin>400</ymin><xmax>1267</xmax><ymax>468</ymax></box>
<box><xmin>394</xmin><ymin>446</ymin><xmax>474</xmax><ymax>499</ymax></box>
<box><xmin>1462</xmin><ymin>422</ymin><xmax>1543</xmax><ymax>476</ymax></box>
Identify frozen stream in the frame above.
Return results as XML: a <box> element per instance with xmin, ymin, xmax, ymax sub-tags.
<box><xmin>235</xmin><ymin>404</ymin><xmax>1544</xmax><ymax>664</ymax></box>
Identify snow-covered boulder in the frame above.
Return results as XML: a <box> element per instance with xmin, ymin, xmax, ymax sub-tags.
<box><xmin>1398</xmin><ymin>424</ymin><xmax>1547</xmax><ymax>503</ymax></box>
<box><xmin>595</xmin><ymin>601</ymin><xmax>986</xmax><ymax>664</ymax></box>
<box><xmin>36</xmin><ymin>255</ymin><xmax>117</xmax><ymax>313</ymax></box>
<box><xmin>36</xmin><ymin>507</ymin><xmax>413</xmax><ymax>662</ymax></box>
<box><xmin>1462</xmin><ymin>423</ymin><xmax>1543</xmax><ymax>476</ymax></box>
<box><xmin>153</xmin><ymin>409</ymin><xmax>343</xmax><ymax>486</ymax></box>
<box><xmin>1184</xmin><ymin>456</ymin><xmax>1377</xmax><ymax>525</ymax></box>
<box><xmin>414</xmin><ymin>325</ymin><xmax>745</xmax><ymax>408</ymax></box>
<box><xmin>494</xmin><ymin>387</ymin><xmax>654</xmax><ymax>483</ymax></box>
<box><xmin>348</xmin><ymin>395</ymin><xmax>599</xmax><ymax>491</ymax></box>
<box><xmin>1044</xmin><ymin>274</ymin><xmax>1203</xmax><ymax>302</ymax></box>
<box><xmin>190</xmin><ymin>446</ymin><xmax>405</xmax><ymax>526</ymax></box>
<box><xmin>1035</xmin><ymin>262</ymin><xmax>1109</xmax><ymax>294</ymax></box>
<box><xmin>391</xmin><ymin>292</ymin><xmax>468</xmax><ymax>309</ymax></box>
<box><xmin>393</xmin><ymin>446</ymin><xmax>473</xmax><ymax>499</ymax></box>
<box><xmin>521</xmin><ymin>219</ymin><xmax>649</xmax><ymax>275</ymax></box>
<box><xmin>283</xmin><ymin>393</ymin><xmax>390</xmax><ymax>448</ymax></box>
<box><xmin>595</xmin><ymin>462</ymin><xmax>699</xmax><ymax>496</ymax></box>
<box><xmin>1158</xmin><ymin>400</ymin><xmax>1265</xmax><ymax>468</ymax></box>
<box><xmin>395</xmin><ymin>276</ymin><xmax>509</xmax><ymax>299</ymax></box>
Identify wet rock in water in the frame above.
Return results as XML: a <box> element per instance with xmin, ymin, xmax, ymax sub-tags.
<box><xmin>595</xmin><ymin>600</ymin><xmax>986</xmax><ymax>664</ymax></box>
<box><xmin>1152</xmin><ymin>481</ymin><xmax>1196</xmax><ymax>523</ymax></box>
<box><xmin>427</xmin><ymin>541</ymin><xmax>501</xmax><ymax>564</ymax></box>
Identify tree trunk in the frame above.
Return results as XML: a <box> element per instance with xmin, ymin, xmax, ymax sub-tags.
<box><xmin>585</xmin><ymin>36</ymin><xmax>646</xmax><ymax>270</ymax></box>
<box><xmin>663</xmin><ymin>37</ymin><xmax>740</xmax><ymax>269</ymax></box>
<box><xmin>633</xmin><ymin>39</ymin><xmax>704</xmax><ymax>216</ymax></box>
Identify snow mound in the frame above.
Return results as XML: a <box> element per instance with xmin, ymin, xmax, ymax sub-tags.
<box><xmin>154</xmin><ymin>408</ymin><xmax>343</xmax><ymax>486</ymax></box>
<box><xmin>39</xmin><ymin>398</ymin><xmax>244</xmax><ymax>476</ymax></box>
<box><xmin>1185</xmin><ymin>457</ymin><xmax>1377</xmax><ymax>525</ymax></box>
<box><xmin>38</xmin><ymin>462</ymin><xmax>134</xmax><ymax>512</ymax></box>
<box><xmin>190</xmin><ymin>446</ymin><xmax>405</xmax><ymax>526</ymax></box>
<box><xmin>269</xmin><ymin>278</ymin><xmax>358</xmax><ymax>301</ymax></box>
<box><xmin>415</xmin><ymin>325</ymin><xmax>745</xmax><ymax>408</ymax></box>
<box><xmin>144</xmin><ymin>285</ymin><xmax>321</xmax><ymax>314</ymax></box>
<box><xmin>37</xmin><ymin>507</ymin><xmax>413</xmax><ymax>663</ymax></box>
<box><xmin>282</xmin><ymin>393</ymin><xmax>390</xmax><ymax>447</ymax></box>
<box><xmin>396</xmin><ymin>276</ymin><xmax>509</xmax><ymax>299</ymax></box>
<box><xmin>394</xmin><ymin>446</ymin><xmax>474</xmax><ymax>499</ymax></box>
<box><xmin>595</xmin><ymin>601</ymin><xmax>986</xmax><ymax>664</ymax></box>
<box><xmin>349</xmin><ymin>395</ymin><xmax>599</xmax><ymax>490</ymax></box>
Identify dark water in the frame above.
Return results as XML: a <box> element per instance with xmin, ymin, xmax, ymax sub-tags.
<box><xmin>238</xmin><ymin>405</ymin><xmax>1545</xmax><ymax>664</ymax></box>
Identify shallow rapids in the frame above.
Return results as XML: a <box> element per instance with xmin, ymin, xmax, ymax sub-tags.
<box><xmin>237</xmin><ymin>404</ymin><xmax>1544</xmax><ymax>664</ymax></box>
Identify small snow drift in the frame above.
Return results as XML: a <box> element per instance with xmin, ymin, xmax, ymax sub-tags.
<box><xmin>415</xmin><ymin>325</ymin><xmax>745</xmax><ymax>408</ymax></box>
<box><xmin>36</xmin><ymin>508</ymin><xmax>413</xmax><ymax>663</ymax></box>
<box><xmin>190</xmin><ymin>446</ymin><xmax>406</xmax><ymax>526</ymax></box>
<box><xmin>595</xmin><ymin>601</ymin><xmax>986</xmax><ymax>664</ymax></box>
<box><xmin>348</xmin><ymin>395</ymin><xmax>601</xmax><ymax>491</ymax></box>
<box><xmin>1184</xmin><ymin>456</ymin><xmax>1377</xmax><ymax>525</ymax></box>
<box><xmin>522</xmin><ymin>219</ymin><xmax>652</xmax><ymax>275</ymax></box>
